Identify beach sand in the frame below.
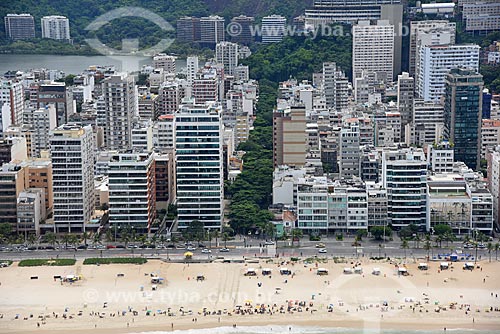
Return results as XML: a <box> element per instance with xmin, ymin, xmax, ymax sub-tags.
<box><xmin>0</xmin><ymin>257</ymin><xmax>499</xmax><ymax>333</ymax></box>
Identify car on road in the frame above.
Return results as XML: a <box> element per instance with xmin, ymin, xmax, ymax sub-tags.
<box><xmin>201</xmin><ymin>248</ymin><xmax>211</xmax><ymax>254</ymax></box>
<box><xmin>315</xmin><ymin>243</ymin><xmax>325</xmax><ymax>248</ymax></box>
<box><xmin>187</xmin><ymin>246</ymin><xmax>197</xmax><ymax>251</ymax></box>
<box><xmin>219</xmin><ymin>248</ymin><xmax>230</xmax><ymax>252</ymax></box>
<box><xmin>106</xmin><ymin>245</ymin><xmax>116</xmax><ymax>249</ymax></box>
<box><xmin>318</xmin><ymin>248</ymin><xmax>327</xmax><ymax>254</ymax></box>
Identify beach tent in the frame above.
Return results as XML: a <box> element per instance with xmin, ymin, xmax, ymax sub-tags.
<box><xmin>398</xmin><ymin>267</ymin><xmax>409</xmax><ymax>276</ymax></box>
<box><xmin>151</xmin><ymin>277</ymin><xmax>163</xmax><ymax>284</ymax></box>
<box><xmin>354</xmin><ymin>267</ymin><xmax>363</xmax><ymax>274</ymax></box>
<box><xmin>316</xmin><ymin>268</ymin><xmax>328</xmax><ymax>276</ymax></box>
<box><xmin>463</xmin><ymin>262</ymin><xmax>474</xmax><ymax>270</ymax></box>
<box><xmin>244</xmin><ymin>268</ymin><xmax>257</xmax><ymax>276</ymax></box>
<box><xmin>372</xmin><ymin>268</ymin><xmax>381</xmax><ymax>275</ymax></box>
<box><xmin>262</xmin><ymin>268</ymin><xmax>272</xmax><ymax>276</ymax></box>
<box><xmin>418</xmin><ymin>263</ymin><xmax>428</xmax><ymax>270</ymax></box>
<box><xmin>440</xmin><ymin>262</ymin><xmax>449</xmax><ymax>270</ymax></box>
<box><xmin>343</xmin><ymin>268</ymin><xmax>353</xmax><ymax>274</ymax></box>
<box><xmin>280</xmin><ymin>268</ymin><xmax>292</xmax><ymax>275</ymax></box>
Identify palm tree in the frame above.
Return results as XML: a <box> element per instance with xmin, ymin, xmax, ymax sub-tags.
<box><xmin>44</xmin><ymin>232</ymin><xmax>57</xmax><ymax>248</ymax></box>
<box><xmin>69</xmin><ymin>234</ymin><xmax>79</xmax><ymax>248</ymax></box>
<box><xmin>150</xmin><ymin>235</ymin><xmax>158</xmax><ymax>247</ymax></box>
<box><xmin>122</xmin><ymin>233</ymin><xmax>131</xmax><ymax>249</ymax></box>
<box><xmin>105</xmin><ymin>229</ymin><xmax>113</xmax><ymax>243</ymax></box>
<box><xmin>291</xmin><ymin>229</ymin><xmax>303</xmax><ymax>247</ymax></box>
<box><xmin>222</xmin><ymin>232</ymin><xmax>230</xmax><ymax>249</ymax></box>
<box><xmin>27</xmin><ymin>234</ymin><xmax>37</xmax><ymax>248</ymax></box>
<box><xmin>424</xmin><ymin>241</ymin><xmax>432</xmax><ymax>260</ymax></box>
<box><xmin>434</xmin><ymin>235</ymin><xmax>443</xmax><ymax>248</ymax></box>
<box><xmin>138</xmin><ymin>234</ymin><xmax>148</xmax><ymax>246</ymax></box>
<box><xmin>61</xmin><ymin>234</ymin><xmax>71</xmax><ymax>249</ymax></box>
<box><xmin>92</xmin><ymin>232</ymin><xmax>101</xmax><ymax>245</ymax></box>
<box><xmin>414</xmin><ymin>234</ymin><xmax>421</xmax><ymax>249</ymax></box>
<box><xmin>487</xmin><ymin>242</ymin><xmax>493</xmax><ymax>262</ymax></box>
<box><xmin>212</xmin><ymin>230</ymin><xmax>220</xmax><ymax>248</ymax></box>
<box><xmin>81</xmin><ymin>232</ymin><xmax>90</xmax><ymax>246</ymax></box>
<box><xmin>401</xmin><ymin>239</ymin><xmax>409</xmax><ymax>258</ymax></box>
<box><xmin>495</xmin><ymin>242</ymin><xmax>499</xmax><ymax>261</ymax></box>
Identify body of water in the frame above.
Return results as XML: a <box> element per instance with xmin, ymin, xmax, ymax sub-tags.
<box><xmin>0</xmin><ymin>54</ymin><xmax>187</xmax><ymax>75</ymax></box>
<box><xmin>129</xmin><ymin>326</ymin><xmax>495</xmax><ymax>334</ymax></box>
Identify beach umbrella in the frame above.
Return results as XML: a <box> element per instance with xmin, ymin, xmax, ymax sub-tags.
<box><xmin>184</xmin><ymin>251</ymin><xmax>193</xmax><ymax>258</ymax></box>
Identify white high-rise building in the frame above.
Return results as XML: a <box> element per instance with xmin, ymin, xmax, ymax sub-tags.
<box><xmin>101</xmin><ymin>73</ymin><xmax>137</xmax><ymax>150</ymax></box>
<box><xmin>410</xmin><ymin>99</ymin><xmax>445</xmax><ymax>147</ymax></box>
<box><xmin>352</xmin><ymin>20</ymin><xmax>394</xmax><ymax>83</ymax></box>
<box><xmin>4</xmin><ymin>14</ymin><xmax>35</xmax><ymax>40</ymax></box>
<box><xmin>174</xmin><ymin>101</ymin><xmax>224</xmax><ymax>229</ymax></box>
<box><xmin>50</xmin><ymin>124</ymin><xmax>94</xmax><ymax>233</ymax></box>
<box><xmin>215</xmin><ymin>42</ymin><xmax>239</xmax><ymax>76</ymax></box>
<box><xmin>339</xmin><ymin>121</ymin><xmax>361</xmax><ymax>179</ymax></box>
<box><xmin>41</xmin><ymin>15</ymin><xmax>70</xmax><ymax>41</ymax></box>
<box><xmin>261</xmin><ymin>15</ymin><xmax>287</xmax><ymax>43</ymax></box>
<box><xmin>31</xmin><ymin>105</ymin><xmax>57</xmax><ymax>158</ymax></box>
<box><xmin>152</xmin><ymin>54</ymin><xmax>176</xmax><ymax>73</ymax></box>
<box><xmin>382</xmin><ymin>148</ymin><xmax>427</xmax><ymax>230</ymax></box>
<box><xmin>0</xmin><ymin>79</ymin><xmax>24</xmax><ymax>126</ymax></box>
<box><xmin>409</xmin><ymin>20</ymin><xmax>456</xmax><ymax>76</ymax></box>
<box><xmin>397</xmin><ymin>72</ymin><xmax>414</xmax><ymax>137</ymax></box>
<box><xmin>108</xmin><ymin>152</ymin><xmax>155</xmax><ymax>234</ymax></box>
<box><xmin>487</xmin><ymin>147</ymin><xmax>500</xmax><ymax>230</ymax></box>
<box><xmin>200</xmin><ymin>15</ymin><xmax>225</xmax><ymax>45</ymax></box>
<box><xmin>186</xmin><ymin>56</ymin><xmax>199</xmax><ymax>85</ymax></box>
<box><xmin>322</xmin><ymin>62</ymin><xmax>348</xmax><ymax>112</ymax></box>
<box><xmin>416</xmin><ymin>44</ymin><xmax>480</xmax><ymax>101</ymax></box>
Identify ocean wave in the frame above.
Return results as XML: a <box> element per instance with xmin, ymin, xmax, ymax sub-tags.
<box><xmin>130</xmin><ymin>326</ymin><xmax>492</xmax><ymax>334</ymax></box>
<box><xmin>131</xmin><ymin>325</ymin><xmax>341</xmax><ymax>334</ymax></box>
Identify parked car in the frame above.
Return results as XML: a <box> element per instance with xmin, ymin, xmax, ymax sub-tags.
<box><xmin>264</xmin><ymin>241</ymin><xmax>275</xmax><ymax>245</ymax></box>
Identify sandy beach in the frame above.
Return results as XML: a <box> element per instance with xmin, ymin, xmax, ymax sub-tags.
<box><xmin>0</xmin><ymin>257</ymin><xmax>499</xmax><ymax>333</ymax></box>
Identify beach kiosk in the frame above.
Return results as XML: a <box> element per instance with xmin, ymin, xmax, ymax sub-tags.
<box><xmin>244</xmin><ymin>268</ymin><xmax>257</xmax><ymax>276</ymax></box>
<box><xmin>463</xmin><ymin>262</ymin><xmax>474</xmax><ymax>270</ymax></box>
<box><xmin>440</xmin><ymin>262</ymin><xmax>449</xmax><ymax>270</ymax></box>
<box><xmin>317</xmin><ymin>268</ymin><xmax>329</xmax><ymax>276</ymax></box>
<box><xmin>151</xmin><ymin>277</ymin><xmax>163</xmax><ymax>284</ymax></box>
<box><xmin>418</xmin><ymin>263</ymin><xmax>428</xmax><ymax>270</ymax></box>
<box><xmin>343</xmin><ymin>267</ymin><xmax>353</xmax><ymax>274</ymax></box>
<box><xmin>372</xmin><ymin>268</ymin><xmax>381</xmax><ymax>275</ymax></box>
<box><xmin>280</xmin><ymin>268</ymin><xmax>292</xmax><ymax>275</ymax></box>
<box><xmin>262</xmin><ymin>268</ymin><xmax>272</xmax><ymax>276</ymax></box>
<box><xmin>398</xmin><ymin>267</ymin><xmax>409</xmax><ymax>276</ymax></box>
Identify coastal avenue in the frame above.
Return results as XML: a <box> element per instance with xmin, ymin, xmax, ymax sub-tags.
<box><xmin>0</xmin><ymin>236</ymin><xmax>490</xmax><ymax>261</ymax></box>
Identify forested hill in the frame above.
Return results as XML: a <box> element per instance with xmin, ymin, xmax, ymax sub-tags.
<box><xmin>0</xmin><ymin>0</ymin><xmax>311</xmax><ymax>43</ymax></box>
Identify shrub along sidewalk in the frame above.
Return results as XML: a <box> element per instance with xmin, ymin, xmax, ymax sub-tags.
<box><xmin>18</xmin><ymin>259</ymin><xmax>76</xmax><ymax>267</ymax></box>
